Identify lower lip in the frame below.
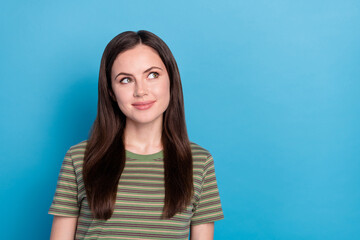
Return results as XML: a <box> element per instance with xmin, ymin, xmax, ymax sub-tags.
<box><xmin>132</xmin><ymin>102</ymin><xmax>155</xmax><ymax>110</ymax></box>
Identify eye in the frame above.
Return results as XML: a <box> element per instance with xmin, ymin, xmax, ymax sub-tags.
<box><xmin>148</xmin><ymin>72</ymin><xmax>159</xmax><ymax>79</ymax></box>
<box><xmin>120</xmin><ymin>77</ymin><xmax>132</xmax><ymax>84</ymax></box>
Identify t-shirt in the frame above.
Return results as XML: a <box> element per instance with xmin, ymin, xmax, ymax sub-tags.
<box><xmin>49</xmin><ymin>140</ymin><xmax>224</xmax><ymax>239</ymax></box>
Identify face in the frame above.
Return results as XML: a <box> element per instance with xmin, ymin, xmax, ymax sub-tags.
<box><xmin>110</xmin><ymin>44</ymin><xmax>170</xmax><ymax>126</ymax></box>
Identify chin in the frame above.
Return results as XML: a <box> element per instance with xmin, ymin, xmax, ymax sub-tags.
<box><xmin>126</xmin><ymin>115</ymin><xmax>163</xmax><ymax>125</ymax></box>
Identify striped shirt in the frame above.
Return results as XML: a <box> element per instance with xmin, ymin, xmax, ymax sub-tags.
<box><xmin>49</xmin><ymin>140</ymin><xmax>224</xmax><ymax>239</ymax></box>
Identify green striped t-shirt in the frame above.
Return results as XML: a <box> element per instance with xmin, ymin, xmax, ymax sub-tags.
<box><xmin>49</xmin><ymin>140</ymin><xmax>224</xmax><ymax>239</ymax></box>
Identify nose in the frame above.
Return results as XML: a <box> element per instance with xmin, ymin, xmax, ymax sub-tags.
<box><xmin>133</xmin><ymin>80</ymin><xmax>148</xmax><ymax>97</ymax></box>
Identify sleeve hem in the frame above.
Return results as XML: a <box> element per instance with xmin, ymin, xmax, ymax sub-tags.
<box><xmin>190</xmin><ymin>215</ymin><xmax>224</xmax><ymax>226</ymax></box>
<box><xmin>48</xmin><ymin>211</ymin><xmax>79</xmax><ymax>218</ymax></box>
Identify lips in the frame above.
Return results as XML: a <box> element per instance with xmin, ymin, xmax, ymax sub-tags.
<box><xmin>132</xmin><ymin>100</ymin><xmax>156</xmax><ymax>110</ymax></box>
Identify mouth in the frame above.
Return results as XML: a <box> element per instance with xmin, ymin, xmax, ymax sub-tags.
<box><xmin>132</xmin><ymin>100</ymin><xmax>156</xmax><ymax>110</ymax></box>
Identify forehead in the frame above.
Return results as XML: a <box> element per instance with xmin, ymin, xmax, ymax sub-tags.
<box><xmin>112</xmin><ymin>44</ymin><xmax>165</xmax><ymax>75</ymax></box>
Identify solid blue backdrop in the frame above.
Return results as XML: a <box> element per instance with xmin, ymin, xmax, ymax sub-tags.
<box><xmin>0</xmin><ymin>0</ymin><xmax>359</xmax><ymax>239</ymax></box>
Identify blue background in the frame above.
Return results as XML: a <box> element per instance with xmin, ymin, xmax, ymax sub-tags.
<box><xmin>1</xmin><ymin>0</ymin><xmax>359</xmax><ymax>239</ymax></box>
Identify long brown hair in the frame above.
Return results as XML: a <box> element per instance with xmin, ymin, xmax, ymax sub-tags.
<box><xmin>83</xmin><ymin>30</ymin><xmax>193</xmax><ymax>220</ymax></box>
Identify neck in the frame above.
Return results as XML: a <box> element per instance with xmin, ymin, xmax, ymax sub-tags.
<box><xmin>123</xmin><ymin>117</ymin><xmax>163</xmax><ymax>155</ymax></box>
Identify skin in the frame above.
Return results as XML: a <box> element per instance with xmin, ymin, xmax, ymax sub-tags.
<box><xmin>50</xmin><ymin>44</ymin><xmax>214</xmax><ymax>239</ymax></box>
<box><xmin>50</xmin><ymin>216</ymin><xmax>77</xmax><ymax>240</ymax></box>
<box><xmin>110</xmin><ymin>44</ymin><xmax>170</xmax><ymax>154</ymax></box>
<box><xmin>191</xmin><ymin>222</ymin><xmax>215</xmax><ymax>240</ymax></box>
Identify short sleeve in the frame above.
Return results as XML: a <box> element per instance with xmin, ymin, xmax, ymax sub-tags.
<box><xmin>191</xmin><ymin>154</ymin><xmax>224</xmax><ymax>225</ymax></box>
<box><xmin>48</xmin><ymin>148</ymin><xmax>80</xmax><ymax>217</ymax></box>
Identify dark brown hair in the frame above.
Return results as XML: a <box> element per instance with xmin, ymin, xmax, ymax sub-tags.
<box><xmin>83</xmin><ymin>30</ymin><xmax>193</xmax><ymax>220</ymax></box>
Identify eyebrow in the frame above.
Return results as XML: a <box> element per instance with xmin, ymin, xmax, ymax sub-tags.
<box><xmin>114</xmin><ymin>66</ymin><xmax>163</xmax><ymax>80</ymax></box>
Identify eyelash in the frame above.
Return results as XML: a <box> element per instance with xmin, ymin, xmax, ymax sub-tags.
<box><xmin>148</xmin><ymin>72</ymin><xmax>159</xmax><ymax>79</ymax></box>
<box><xmin>119</xmin><ymin>72</ymin><xmax>159</xmax><ymax>84</ymax></box>
<box><xmin>119</xmin><ymin>77</ymin><xmax>132</xmax><ymax>84</ymax></box>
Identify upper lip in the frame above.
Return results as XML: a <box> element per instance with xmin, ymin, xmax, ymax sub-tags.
<box><xmin>132</xmin><ymin>100</ymin><xmax>156</xmax><ymax>106</ymax></box>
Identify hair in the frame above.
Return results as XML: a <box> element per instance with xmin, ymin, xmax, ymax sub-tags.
<box><xmin>83</xmin><ymin>30</ymin><xmax>193</xmax><ymax>220</ymax></box>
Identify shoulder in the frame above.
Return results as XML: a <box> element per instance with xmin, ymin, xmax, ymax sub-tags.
<box><xmin>190</xmin><ymin>141</ymin><xmax>212</xmax><ymax>163</ymax></box>
<box><xmin>190</xmin><ymin>141</ymin><xmax>211</xmax><ymax>156</ymax></box>
<box><xmin>66</xmin><ymin>140</ymin><xmax>88</xmax><ymax>164</ymax></box>
<box><xmin>68</xmin><ymin>140</ymin><xmax>88</xmax><ymax>153</ymax></box>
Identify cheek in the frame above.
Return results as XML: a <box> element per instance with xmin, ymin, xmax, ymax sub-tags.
<box><xmin>162</xmin><ymin>78</ymin><xmax>171</xmax><ymax>96</ymax></box>
<box><xmin>157</xmin><ymin>83</ymin><xmax>170</xmax><ymax>103</ymax></box>
<box><xmin>114</xmin><ymin>90</ymin><xmax>131</xmax><ymax>107</ymax></box>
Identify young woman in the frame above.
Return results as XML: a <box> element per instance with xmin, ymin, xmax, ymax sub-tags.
<box><xmin>49</xmin><ymin>30</ymin><xmax>224</xmax><ymax>240</ymax></box>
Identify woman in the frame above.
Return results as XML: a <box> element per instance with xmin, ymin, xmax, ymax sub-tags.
<box><xmin>49</xmin><ymin>30</ymin><xmax>224</xmax><ymax>240</ymax></box>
